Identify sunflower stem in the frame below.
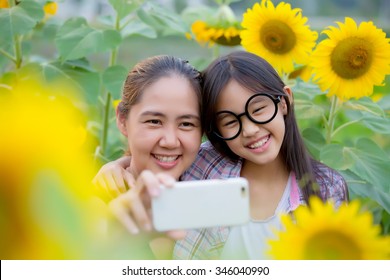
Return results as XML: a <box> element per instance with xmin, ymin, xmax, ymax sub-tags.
<box><xmin>13</xmin><ymin>35</ymin><xmax>23</xmax><ymax>69</ymax></box>
<box><xmin>331</xmin><ymin>119</ymin><xmax>362</xmax><ymax>139</ymax></box>
<box><xmin>0</xmin><ymin>49</ymin><xmax>17</xmax><ymax>63</ymax></box>
<box><xmin>326</xmin><ymin>95</ymin><xmax>339</xmax><ymax>144</ymax></box>
<box><xmin>100</xmin><ymin>91</ymin><xmax>112</xmax><ymax>157</ymax></box>
<box><xmin>212</xmin><ymin>45</ymin><xmax>220</xmax><ymax>59</ymax></box>
<box><xmin>99</xmin><ymin>11</ymin><xmax>120</xmax><ymax>159</ymax></box>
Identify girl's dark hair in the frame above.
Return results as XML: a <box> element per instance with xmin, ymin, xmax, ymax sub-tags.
<box><xmin>118</xmin><ymin>55</ymin><xmax>202</xmax><ymax>125</ymax></box>
<box><xmin>202</xmin><ymin>50</ymin><xmax>319</xmax><ymax>201</ymax></box>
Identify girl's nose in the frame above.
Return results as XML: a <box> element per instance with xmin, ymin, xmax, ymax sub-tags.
<box><xmin>241</xmin><ymin>117</ymin><xmax>260</xmax><ymax>138</ymax></box>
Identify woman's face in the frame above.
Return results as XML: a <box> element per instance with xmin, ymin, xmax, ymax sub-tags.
<box><xmin>118</xmin><ymin>75</ymin><xmax>201</xmax><ymax>179</ymax></box>
<box><xmin>215</xmin><ymin>79</ymin><xmax>289</xmax><ymax>166</ymax></box>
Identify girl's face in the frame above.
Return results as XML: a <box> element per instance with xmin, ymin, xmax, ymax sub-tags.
<box><xmin>118</xmin><ymin>75</ymin><xmax>202</xmax><ymax>179</ymax></box>
<box><xmin>216</xmin><ymin>79</ymin><xmax>290</xmax><ymax>166</ymax></box>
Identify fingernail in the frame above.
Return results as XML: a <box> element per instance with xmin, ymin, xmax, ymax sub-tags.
<box><xmin>166</xmin><ymin>178</ymin><xmax>175</xmax><ymax>185</ymax></box>
<box><xmin>149</xmin><ymin>187</ymin><xmax>160</xmax><ymax>197</ymax></box>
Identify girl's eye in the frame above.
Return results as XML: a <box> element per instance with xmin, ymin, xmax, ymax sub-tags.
<box><xmin>252</xmin><ymin>106</ymin><xmax>265</xmax><ymax>114</ymax></box>
<box><xmin>223</xmin><ymin>119</ymin><xmax>238</xmax><ymax>127</ymax></box>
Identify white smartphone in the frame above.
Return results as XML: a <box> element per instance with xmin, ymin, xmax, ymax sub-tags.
<box><xmin>151</xmin><ymin>177</ymin><xmax>250</xmax><ymax>231</ymax></box>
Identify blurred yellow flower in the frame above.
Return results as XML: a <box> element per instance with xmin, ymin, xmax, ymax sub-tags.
<box><xmin>288</xmin><ymin>65</ymin><xmax>313</xmax><ymax>82</ymax></box>
<box><xmin>268</xmin><ymin>197</ymin><xmax>390</xmax><ymax>259</ymax></box>
<box><xmin>191</xmin><ymin>20</ymin><xmax>241</xmax><ymax>47</ymax></box>
<box><xmin>240</xmin><ymin>0</ymin><xmax>318</xmax><ymax>75</ymax></box>
<box><xmin>44</xmin><ymin>1</ymin><xmax>58</xmax><ymax>17</ymax></box>
<box><xmin>0</xmin><ymin>78</ymin><xmax>101</xmax><ymax>259</ymax></box>
<box><xmin>112</xmin><ymin>99</ymin><xmax>121</xmax><ymax>109</ymax></box>
<box><xmin>311</xmin><ymin>17</ymin><xmax>390</xmax><ymax>100</ymax></box>
<box><xmin>0</xmin><ymin>0</ymin><xmax>9</xmax><ymax>9</ymax></box>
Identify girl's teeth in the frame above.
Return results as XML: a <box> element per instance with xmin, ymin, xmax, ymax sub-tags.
<box><xmin>154</xmin><ymin>155</ymin><xmax>178</xmax><ymax>162</ymax></box>
<box><xmin>249</xmin><ymin>136</ymin><xmax>269</xmax><ymax>149</ymax></box>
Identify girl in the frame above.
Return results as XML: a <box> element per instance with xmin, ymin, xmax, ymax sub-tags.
<box><xmin>95</xmin><ymin>51</ymin><xmax>348</xmax><ymax>259</ymax></box>
<box><xmin>174</xmin><ymin>50</ymin><xmax>348</xmax><ymax>259</ymax></box>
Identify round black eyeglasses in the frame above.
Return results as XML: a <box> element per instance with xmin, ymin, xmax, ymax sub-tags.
<box><xmin>212</xmin><ymin>93</ymin><xmax>282</xmax><ymax>141</ymax></box>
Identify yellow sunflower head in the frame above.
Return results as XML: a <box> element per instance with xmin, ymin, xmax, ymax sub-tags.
<box><xmin>240</xmin><ymin>0</ymin><xmax>318</xmax><ymax>75</ymax></box>
<box><xmin>44</xmin><ymin>1</ymin><xmax>58</xmax><ymax>17</ymax></box>
<box><xmin>268</xmin><ymin>197</ymin><xmax>390</xmax><ymax>259</ymax></box>
<box><xmin>311</xmin><ymin>17</ymin><xmax>390</xmax><ymax>101</ymax></box>
<box><xmin>0</xmin><ymin>0</ymin><xmax>9</xmax><ymax>9</ymax></box>
<box><xmin>191</xmin><ymin>20</ymin><xmax>241</xmax><ymax>47</ymax></box>
<box><xmin>0</xmin><ymin>77</ymin><xmax>100</xmax><ymax>259</ymax></box>
<box><xmin>190</xmin><ymin>4</ymin><xmax>241</xmax><ymax>47</ymax></box>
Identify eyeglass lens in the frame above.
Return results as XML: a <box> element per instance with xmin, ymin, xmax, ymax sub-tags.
<box><xmin>215</xmin><ymin>94</ymin><xmax>278</xmax><ymax>140</ymax></box>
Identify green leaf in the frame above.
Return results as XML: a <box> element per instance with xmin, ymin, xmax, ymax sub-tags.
<box><xmin>320</xmin><ymin>144</ymin><xmax>355</xmax><ymax>170</ymax></box>
<box><xmin>302</xmin><ymin>127</ymin><xmax>325</xmax><ymax>159</ymax></box>
<box><xmin>20</xmin><ymin>62</ymin><xmax>100</xmax><ymax>104</ymax></box>
<box><xmin>342</xmin><ymin>170</ymin><xmax>390</xmax><ymax>214</ymax></box>
<box><xmin>361</xmin><ymin>115</ymin><xmax>390</xmax><ymax>134</ymax></box>
<box><xmin>377</xmin><ymin>94</ymin><xmax>390</xmax><ymax>113</ymax></box>
<box><xmin>19</xmin><ymin>1</ymin><xmax>44</xmax><ymax>21</ymax></box>
<box><xmin>109</xmin><ymin>0</ymin><xmax>145</xmax><ymax>20</ymax></box>
<box><xmin>294</xmin><ymin>98</ymin><xmax>324</xmax><ymax>119</ymax></box>
<box><xmin>350</xmin><ymin>138</ymin><xmax>390</xmax><ymax>192</ymax></box>
<box><xmin>334</xmin><ymin>139</ymin><xmax>390</xmax><ymax>196</ymax></box>
<box><xmin>0</xmin><ymin>1</ymin><xmax>44</xmax><ymax>47</ymax></box>
<box><xmin>344</xmin><ymin>97</ymin><xmax>385</xmax><ymax>117</ymax></box>
<box><xmin>55</xmin><ymin>18</ymin><xmax>122</xmax><ymax>61</ymax></box>
<box><xmin>138</xmin><ymin>2</ymin><xmax>187</xmax><ymax>36</ymax></box>
<box><xmin>121</xmin><ymin>18</ymin><xmax>157</xmax><ymax>38</ymax></box>
<box><xmin>102</xmin><ymin>65</ymin><xmax>128</xmax><ymax>100</ymax></box>
<box><xmin>181</xmin><ymin>5</ymin><xmax>216</xmax><ymax>25</ymax></box>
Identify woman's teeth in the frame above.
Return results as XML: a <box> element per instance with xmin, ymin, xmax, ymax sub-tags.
<box><xmin>154</xmin><ymin>155</ymin><xmax>178</xmax><ymax>162</ymax></box>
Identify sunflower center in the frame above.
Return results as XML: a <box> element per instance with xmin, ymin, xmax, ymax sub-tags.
<box><xmin>260</xmin><ymin>20</ymin><xmax>296</xmax><ymax>54</ymax></box>
<box><xmin>330</xmin><ymin>37</ymin><xmax>373</xmax><ymax>79</ymax></box>
<box><xmin>304</xmin><ymin>230</ymin><xmax>362</xmax><ymax>259</ymax></box>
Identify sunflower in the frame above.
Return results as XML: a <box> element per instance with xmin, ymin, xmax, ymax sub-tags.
<box><xmin>0</xmin><ymin>0</ymin><xmax>9</xmax><ymax>9</ymax></box>
<box><xmin>240</xmin><ymin>0</ymin><xmax>318</xmax><ymax>75</ymax></box>
<box><xmin>191</xmin><ymin>20</ymin><xmax>241</xmax><ymax>47</ymax></box>
<box><xmin>268</xmin><ymin>197</ymin><xmax>390</xmax><ymax>259</ymax></box>
<box><xmin>311</xmin><ymin>17</ymin><xmax>390</xmax><ymax>100</ymax></box>
<box><xmin>43</xmin><ymin>1</ymin><xmax>58</xmax><ymax>16</ymax></box>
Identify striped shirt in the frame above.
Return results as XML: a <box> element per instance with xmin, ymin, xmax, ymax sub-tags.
<box><xmin>174</xmin><ymin>141</ymin><xmax>349</xmax><ymax>260</ymax></box>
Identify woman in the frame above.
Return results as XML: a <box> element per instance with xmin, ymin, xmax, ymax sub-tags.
<box><xmin>93</xmin><ymin>55</ymin><xmax>202</xmax><ymax>258</ymax></box>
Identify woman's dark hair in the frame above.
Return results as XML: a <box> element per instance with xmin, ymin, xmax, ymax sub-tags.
<box><xmin>202</xmin><ymin>50</ymin><xmax>319</xmax><ymax>201</ymax></box>
<box><xmin>118</xmin><ymin>55</ymin><xmax>202</xmax><ymax>126</ymax></box>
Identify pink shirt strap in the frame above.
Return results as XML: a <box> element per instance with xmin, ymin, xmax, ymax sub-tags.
<box><xmin>290</xmin><ymin>172</ymin><xmax>301</xmax><ymax>210</ymax></box>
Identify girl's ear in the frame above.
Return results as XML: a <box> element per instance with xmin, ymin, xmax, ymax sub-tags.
<box><xmin>116</xmin><ymin>106</ymin><xmax>128</xmax><ymax>137</ymax></box>
<box><xmin>281</xmin><ymin>86</ymin><xmax>293</xmax><ymax>115</ymax></box>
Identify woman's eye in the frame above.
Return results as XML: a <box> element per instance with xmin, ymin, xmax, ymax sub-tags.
<box><xmin>146</xmin><ymin>119</ymin><xmax>161</xmax><ymax>125</ymax></box>
<box><xmin>181</xmin><ymin>121</ymin><xmax>199</xmax><ymax>129</ymax></box>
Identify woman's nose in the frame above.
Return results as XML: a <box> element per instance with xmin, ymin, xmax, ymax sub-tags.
<box><xmin>159</xmin><ymin>127</ymin><xmax>180</xmax><ymax>148</ymax></box>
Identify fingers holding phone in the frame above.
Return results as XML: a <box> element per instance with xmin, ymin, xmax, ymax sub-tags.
<box><xmin>108</xmin><ymin>170</ymin><xmax>184</xmax><ymax>238</ymax></box>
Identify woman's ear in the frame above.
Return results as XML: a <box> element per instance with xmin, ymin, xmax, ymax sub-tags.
<box><xmin>281</xmin><ymin>86</ymin><xmax>293</xmax><ymax>115</ymax></box>
<box><xmin>116</xmin><ymin>106</ymin><xmax>128</xmax><ymax>137</ymax></box>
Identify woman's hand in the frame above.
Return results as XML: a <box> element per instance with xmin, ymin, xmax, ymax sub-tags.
<box><xmin>92</xmin><ymin>156</ymin><xmax>131</xmax><ymax>199</ymax></box>
<box><xmin>108</xmin><ymin>170</ymin><xmax>187</xmax><ymax>240</ymax></box>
